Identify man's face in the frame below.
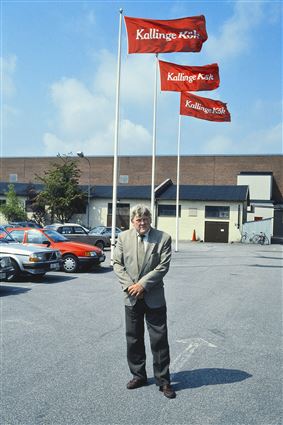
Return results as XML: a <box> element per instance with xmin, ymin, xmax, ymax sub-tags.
<box><xmin>131</xmin><ymin>214</ymin><xmax>151</xmax><ymax>235</ymax></box>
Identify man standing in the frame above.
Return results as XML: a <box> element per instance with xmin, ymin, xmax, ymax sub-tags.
<box><xmin>113</xmin><ymin>204</ymin><xmax>176</xmax><ymax>399</ymax></box>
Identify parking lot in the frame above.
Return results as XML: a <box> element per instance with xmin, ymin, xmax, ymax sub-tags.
<box><xmin>1</xmin><ymin>242</ymin><xmax>282</xmax><ymax>425</ymax></box>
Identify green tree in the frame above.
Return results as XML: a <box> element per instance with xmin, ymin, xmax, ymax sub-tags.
<box><xmin>36</xmin><ymin>157</ymin><xmax>86</xmax><ymax>223</ymax></box>
<box><xmin>25</xmin><ymin>183</ymin><xmax>47</xmax><ymax>226</ymax></box>
<box><xmin>0</xmin><ymin>184</ymin><xmax>28</xmax><ymax>222</ymax></box>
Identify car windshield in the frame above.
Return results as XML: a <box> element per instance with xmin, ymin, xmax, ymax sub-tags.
<box><xmin>44</xmin><ymin>229</ymin><xmax>69</xmax><ymax>242</ymax></box>
<box><xmin>90</xmin><ymin>227</ymin><xmax>104</xmax><ymax>234</ymax></box>
<box><xmin>0</xmin><ymin>227</ymin><xmax>18</xmax><ymax>243</ymax></box>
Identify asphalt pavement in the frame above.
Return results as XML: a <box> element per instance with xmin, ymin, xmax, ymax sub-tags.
<box><xmin>1</xmin><ymin>242</ymin><xmax>282</xmax><ymax>425</ymax></box>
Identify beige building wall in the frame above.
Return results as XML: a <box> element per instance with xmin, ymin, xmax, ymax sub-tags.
<box><xmin>157</xmin><ymin>200</ymin><xmax>242</xmax><ymax>242</ymax></box>
<box><xmin>237</xmin><ymin>175</ymin><xmax>272</xmax><ymax>200</ymax></box>
<box><xmin>0</xmin><ymin>192</ymin><xmax>245</xmax><ymax>243</ymax></box>
<box><xmin>247</xmin><ymin>206</ymin><xmax>274</xmax><ymax>222</ymax></box>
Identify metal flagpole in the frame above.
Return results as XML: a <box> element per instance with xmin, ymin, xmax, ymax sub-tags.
<box><xmin>111</xmin><ymin>9</ymin><xmax>123</xmax><ymax>266</ymax></box>
<box><xmin>150</xmin><ymin>53</ymin><xmax>158</xmax><ymax>225</ymax></box>
<box><xmin>175</xmin><ymin>114</ymin><xmax>182</xmax><ymax>252</ymax></box>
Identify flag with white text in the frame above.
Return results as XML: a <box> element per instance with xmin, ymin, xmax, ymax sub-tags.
<box><xmin>180</xmin><ymin>92</ymin><xmax>231</xmax><ymax>122</ymax></box>
<box><xmin>159</xmin><ymin>60</ymin><xmax>219</xmax><ymax>92</ymax></box>
<box><xmin>124</xmin><ymin>15</ymin><xmax>208</xmax><ymax>54</ymax></box>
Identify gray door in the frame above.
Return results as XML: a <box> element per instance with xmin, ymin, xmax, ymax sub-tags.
<box><xmin>205</xmin><ymin>221</ymin><xmax>229</xmax><ymax>243</ymax></box>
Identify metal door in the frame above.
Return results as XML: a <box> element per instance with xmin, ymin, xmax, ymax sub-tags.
<box><xmin>205</xmin><ymin>221</ymin><xmax>229</xmax><ymax>243</ymax></box>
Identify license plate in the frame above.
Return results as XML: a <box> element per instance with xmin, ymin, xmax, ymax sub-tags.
<box><xmin>50</xmin><ymin>263</ymin><xmax>60</xmax><ymax>270</ymax></box>
<box><xmin>0</xmin><ymin>272</ymin><xmax>6</xmax><ymax>279</ymax></box>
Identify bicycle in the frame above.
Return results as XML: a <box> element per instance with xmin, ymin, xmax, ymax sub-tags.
<box><xmin>255</xmin><ymin>232</ymin><xmax>270</xmax><ymax>245</ymax></box>
<box><xmin>241</xmin><ymin>232</ymin><xmax>270</xmax><ymax>245</ymax></box>
<box><xmin>241</xmin><ymin>232</ymin><xmax>256</xmax><ymax>243</ymax></box>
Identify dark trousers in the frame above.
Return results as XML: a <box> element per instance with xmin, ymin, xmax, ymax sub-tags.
<box><xmin>125</xmin><ymin>299</ymin><xmax>171</xmax><ymax>386</ymax></box>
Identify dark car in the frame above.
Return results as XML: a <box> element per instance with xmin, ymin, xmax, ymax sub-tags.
<box><xmin>44</xmin><ymin>223</ymin><xmax>110</xmax><ymax>250</ymax></box>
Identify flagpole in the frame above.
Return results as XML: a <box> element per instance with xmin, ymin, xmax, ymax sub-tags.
<box><xmin>111</xmin><ymin>8</ymin><xmax>123</xmax><ymax>266</ymax></box>
<box><xmin>175</xmin><ymin>114</ymin><xmax>181</xmax><ymax>252</ymax></box>
<box><xmin>151</xmin><ymin>53</ymin><xmax>158</xmax><ymax>225</ymax></box>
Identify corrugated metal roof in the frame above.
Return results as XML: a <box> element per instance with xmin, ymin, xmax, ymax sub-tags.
<box><xmin>93</xmin><ymin>186</ymin><xmax>152</xmax><ymax>199</ymax></box>
<box><xmin>157</xmin><ymin>185</ymin><xmax>249</xmax><ymax>202</ymax></box>
<box><xmin>0</xmin><ymin>182</ymin><xmax>249</xmax><ymax>202</ymax></box>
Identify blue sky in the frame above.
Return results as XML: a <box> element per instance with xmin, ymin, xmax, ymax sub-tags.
<box><xmin>1</xmin><ymin>0</ymin><xmax>282</xmax><ymax>158</ymax></box>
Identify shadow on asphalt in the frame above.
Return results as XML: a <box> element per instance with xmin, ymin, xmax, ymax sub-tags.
<box><xmin>256</xmin><ymin>256</ymin><xmax>282</xmax><ymax>260</ymax></box>
<box><xmin>250</xmin><ymin>264</ymin><xmax>283</xmax><ymax>268</ymax></box>
<box><xmin>171</xmin><ymin>368</ymin><xmax>252</xmax><ymax>391</ymax></box>
<box><xmin>88</xmin><ymin>266</ymin><xmax>114</xmax><ymax>274</ymax></box>
<box><xmin>0</xmin><ymin>286</ymin><xmax>31</xmax><ymax>297</ymax></box>
<box><xmin>41</xmin><ymin>274</ymin><xmax>78</xmax><ymax>284</ymax></box>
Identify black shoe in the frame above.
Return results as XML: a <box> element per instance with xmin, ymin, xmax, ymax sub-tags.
<box><xmin>127</xmin><ymin>377</ymin><xmax>147</xmax><ymax>389</ymax></box>
<box><xmin>159</xmin><ymin>384</ymin><xmax>176</xmax><ymax>399</ymax></box>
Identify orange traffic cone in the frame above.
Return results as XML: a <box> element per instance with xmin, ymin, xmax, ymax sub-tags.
<box><xmin>192</xmin><ymin>229</ymin><xmax>197</xmax><ymax>241</ymax></box>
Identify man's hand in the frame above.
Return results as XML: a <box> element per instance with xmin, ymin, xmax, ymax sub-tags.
<box><xmin>128</xmin><ymin>283</ymin><xmax>144</xmax><ymax>298</ymax></box>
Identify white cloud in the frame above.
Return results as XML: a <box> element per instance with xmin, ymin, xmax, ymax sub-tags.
<box><xmin>205</xmin><ymin>1</ymin><xmax>264</xmax><ymax>61</ymax></box>
<box><xmin>0</xmin><ymin>55</ymin><xmax>17</xmax><ymax>98</ymax></box>
<box><xmin>43</xmin><ymin>49</ymin><xmax>152</xmax><ymax>156</ymax></box>
<box><xmin>243</xmin><ymin>122</ymin><xmax>282</xmax><ymax>153</ymax></box>
<box><xmin>119</xmin><ymin>119</ymin><xmax>152</xmax><ymax>155</ymax></box>
<box><xmin>50</xmin><ymin>77</ymin><xmax>112</xmax><ymax>138</ymax></box>
<box><xmin>92</xmin><ymin>49</ymin><xmax>154</xmax><ymax>109</ymax></box>
<box><xmin>199</xmin><ymin>121</ymin><xmax>282</xmax><ymax>155</ymax></box>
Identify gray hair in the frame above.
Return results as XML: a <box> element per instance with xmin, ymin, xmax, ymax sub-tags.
<box><xmin>131</xmin><ymin>204</ymin><xmax>152</xmax><ymax>221</ymax></box>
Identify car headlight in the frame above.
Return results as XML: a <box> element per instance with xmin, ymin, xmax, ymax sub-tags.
<box><xmin>29</xmin><ymin>253</ymin><xmax>45</xmax><ymax>262</ymax></box>
<box><xmin>55</xmin><ymin>251</ymin><xmax>62</xmax><ymax>259</ymax></box>
<box><xmin>0</xmin><ymin>257</ymin><xmax>12</xmax><ymax>267</ymax></box>
<box><xmin>85</xmin><ymin>251</ymin><xmax>97</xmax><ymax>257</ymax></box>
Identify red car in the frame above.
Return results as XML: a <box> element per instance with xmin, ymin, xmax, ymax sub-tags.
<box><xmin>8</xmin><ymin>227</ymin><xmax>106</xmax><ymax>273</ymax></box>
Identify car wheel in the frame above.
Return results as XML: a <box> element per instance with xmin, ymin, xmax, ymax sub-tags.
<box><xmin>7</xmin><ymin>259</ymin><xmax>20</xmax><ymax>282</ymax></box>
<box><xmin>62</xmin><ymin>254</ymin><xmax>79</xmax><ymax>273</ymax></box>
<box><xmin>95</xmin><ymin>240</ymin><xmax>105</xmax><ymax>250</ymax></box>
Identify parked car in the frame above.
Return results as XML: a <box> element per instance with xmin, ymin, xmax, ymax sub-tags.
<box><xmin>0</xmin><ymin>255</ymin><xmax>14</xmax><ymax>281</ymax></box>
<box><xmin>7</xmin><ymin>221</ymin><xmax>42</xmax><ymax>228</ymax></box>
<box><xmin>8</xmin><ymin>227</ymin><xmax>106</xmax><ymax>273</ymax></box>
<box><xmin>44</xmin><ymin>223</ymin><xmax>110</xmax><ymax>250</ymax></box>
<box><xmin>89</xmin><ymin>226</ymin><xmax>122</xmax><ymax>240</ymax></box>
<box><xmin>0</xmin><ymin>228</ymin><xmax>62</xmax><ymax>281</ymax></box>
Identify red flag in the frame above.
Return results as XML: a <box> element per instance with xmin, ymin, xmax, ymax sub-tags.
<box><xmin>124</xmin><ymin>15</ymin><xmax>208</xmax><ymax>54</ymax></box>
<box><xmin>159</xmin><ymin>60</ymin><xmax>220</xmax><ymax>92</ymax></box>
<box><xmin>180</xmin><ymin>92</ymin><xmax>231</xmax><ymax>122</ymax></box>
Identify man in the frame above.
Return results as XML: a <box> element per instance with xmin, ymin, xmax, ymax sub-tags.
<box><xmin>113</xmin><ymin>204</ymin><xmax>176</xmax><ymax>399</ymax></box>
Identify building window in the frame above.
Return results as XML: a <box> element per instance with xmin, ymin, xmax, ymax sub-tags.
<box><xmin>108</xmin><ymin>203</ymin><xmax>130</xmax><ymax>215</ymax></box>
<box><xmin>9</xmin><ymin>174</ymin><xmax>18</xmax><ymax>182</ymax></box>
<box><xmin>75</xmin><ymin>204</ymin><xmax>87</xmax><ymax>214</ymax></box>
<box><xmin>158</xmin><ymin>204</ymin><xmax>181</xmax><ymax>217</ymax></box>
<box><xmin>119</xmin><ymin>175</ymin><xmax>129</xmax><ymax>184</ymax></box>
<box><xmin>189</xmin><ymin>208</ymin><xmax>197</xmax><ymax>217</ymax></box>
<box><xmin>205</xmin><ymin>206</ymin><xmax>230</xmax><ymax>219</ymax></box>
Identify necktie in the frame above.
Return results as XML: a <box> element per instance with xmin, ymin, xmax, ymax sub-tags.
<box><xmin>137</xmin><ymin>234</ymin><xmax>145</xmax><ymax>272</ymax></box>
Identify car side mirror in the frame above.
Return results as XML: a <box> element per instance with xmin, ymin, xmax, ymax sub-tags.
<box><xmin>42</xmin><ymin>240</ymin><xmax>51</xmax><ymax>247</ymax></box>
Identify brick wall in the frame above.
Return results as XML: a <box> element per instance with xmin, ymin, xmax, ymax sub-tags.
<box><xmin>1</xmin><ymin>155</ymin><xmax>282</xmax><ymax>200</ymax></box>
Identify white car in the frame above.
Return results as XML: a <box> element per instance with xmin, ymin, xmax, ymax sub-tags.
<box><xmin>0</xmin><ymin>255</ymin><xmax>14</xmax><ymax>281</ymax></box>
<box><xmin>0</xmin><ymin>228</ymin><xmax>62</xmax><ymax>281</ymax></box>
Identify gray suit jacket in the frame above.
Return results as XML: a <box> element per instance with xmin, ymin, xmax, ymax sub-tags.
<box><xmin>113</xmin><ymin>227</ymin><xmax>172</xmax><ymax>308</ymax></box>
